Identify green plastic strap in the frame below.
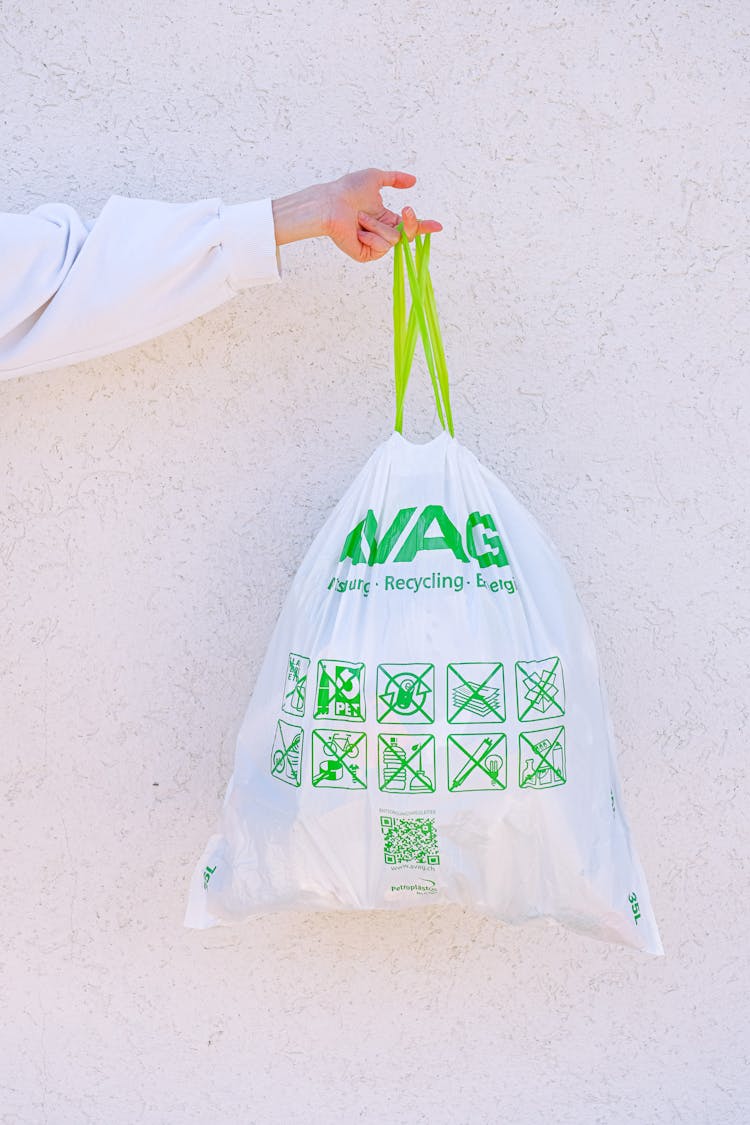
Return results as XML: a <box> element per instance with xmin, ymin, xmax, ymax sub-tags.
<box><xmin>419</xmin><ymin>236</ymin><xmax>454</xmax><ymax>436</ymax></box>
<box><xmin>393</xmin><ymin>234</ymin><xmax>431</xmax><ymax>432</ymax></box>
<box><xmin>392</xmin><ymin>223</ymin><xmax>454</xmax><ymax>436</ymax></box>
<box><xmin>401</xmin><ymin>231</ymin><xmax>446</xmax><ymax>432</ymax></box>
<box><xmin>392</xmin><ymin>237</ymin><xmax>407</xmax><ymax>433</ymax></box>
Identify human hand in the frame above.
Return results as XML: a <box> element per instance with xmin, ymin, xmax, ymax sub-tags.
<box><xmin>323</xmin><ymin>167</ymin><xmax>443</xmax><ymax>263</ymax></box>
<box><xmin>271</xmin><ymin>168</ymin><xmax>442</xmax><ymax>263</ymax></box>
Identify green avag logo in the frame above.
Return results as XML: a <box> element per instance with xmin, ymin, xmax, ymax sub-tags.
<box><xmin>340</xmin><ymin>504</ymin><xmax>508</xmax><ymax>569</ymax></box>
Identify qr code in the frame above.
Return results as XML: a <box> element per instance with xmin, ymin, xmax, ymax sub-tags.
<box><xmin>380</xmin><ymin>815</ymin><xmax>440</xmax><ymax>866</ymax></box>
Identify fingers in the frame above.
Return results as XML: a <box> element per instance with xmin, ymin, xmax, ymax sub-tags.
<box><xmin>365</xmin><ymin>169</ymin><xmax>443</xmax><ymax>235</ymax></box>
<box><xmin>356</xmin><ymin>228</ymin><xmax>391</xmax><ymax>260</ymax></box>
<box><xmin>354</xmin><ymin>183</ymin><xmax>444</xmax><ymax>263</ymax></box>
<box><xmin>379</xmin><ymin>206</ymin><xmax>402</xmax><ymax>227</ymax></box>
<box><xmin>357</xmin><ymin>208</ymin><xmax>444</xmax><ymax>262</ymax></box>
<box><xmin>400</xmin><ymin>206</ymin><xmax>444</xmax><ymax>239</ymax></box>
<box><xmin>401</xmin><ymin>206</ymin><xmax>419</xmax><ymax>240</ymax></box>
<box><xmin>358</xmin><ymin>211</ymin><xmax>401</xmax><ymax>249</ymax></box>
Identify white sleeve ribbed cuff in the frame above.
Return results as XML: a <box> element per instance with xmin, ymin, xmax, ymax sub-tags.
<box><xmin>219</xmin><ymin>196</ymin><xmax>282</xmax><ymax>291</ymax></box>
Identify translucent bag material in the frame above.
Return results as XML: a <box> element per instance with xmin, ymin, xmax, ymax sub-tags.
<box><xmin>184</xmin><ymin>228</ymin><xmax>664</xmax><ymax>956</ymax></box>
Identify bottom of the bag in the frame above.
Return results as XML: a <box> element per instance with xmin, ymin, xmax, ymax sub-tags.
<box><xmin>184</xmin><ymin>878</ymin><xmax>664</xmax><ymax>959</ymax></box>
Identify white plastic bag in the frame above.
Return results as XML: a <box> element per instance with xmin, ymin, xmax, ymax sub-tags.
<box><xmin>184</xmin><ymin>229</ymin><xmax>664</xmax><ymax>956</ymax></box>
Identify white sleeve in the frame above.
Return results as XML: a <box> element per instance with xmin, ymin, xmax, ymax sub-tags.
<box><xmin>0</xmin><ymin>193</ymin><xmax>282</xmax><ymax>383</ymax></box>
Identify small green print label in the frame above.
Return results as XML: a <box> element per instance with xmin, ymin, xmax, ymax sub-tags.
<box><xmin>628</xmin><ymin>891</ymin><xmax>641</xmax><ymax>924</ymax></box>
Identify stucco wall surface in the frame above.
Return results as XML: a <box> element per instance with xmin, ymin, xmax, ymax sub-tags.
<box><xmin>1</xmin><ymin>2</ymin><xmax>748</xmax><ymax>1123</ymax></box>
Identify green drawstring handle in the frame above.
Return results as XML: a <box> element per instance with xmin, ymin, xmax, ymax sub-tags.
<box><xmin>392</xmin><ymin>222</ymin><xmax>455</xmax><ymax>437</ymax></box>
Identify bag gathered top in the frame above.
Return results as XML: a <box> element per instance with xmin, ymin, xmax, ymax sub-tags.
<box><xmin>184</xmin><ymin>225</ymin><xmax>664</xmax><ymax>956</ymax></box>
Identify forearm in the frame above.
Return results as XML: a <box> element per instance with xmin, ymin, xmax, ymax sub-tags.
<box><xmin>271</xmin><ymin>183</ymin><xmax>329</xmax><ymax>246</ymax></box>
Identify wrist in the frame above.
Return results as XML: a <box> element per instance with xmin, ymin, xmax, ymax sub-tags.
<box><xmin>271</xmin><ymin>183</ymin><xmax>330</xmax><ymax>246</ymax></box>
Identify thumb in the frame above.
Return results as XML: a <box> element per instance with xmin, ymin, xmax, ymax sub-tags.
<box><xmin>378</xmin><ymin>169</ymin><xmax>418</xmax><ymax>190</ymax></box>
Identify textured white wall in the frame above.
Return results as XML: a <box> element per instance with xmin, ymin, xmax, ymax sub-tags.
<box><xmin>1</xmin><ymin>2</ymin><xmax>748</xmax><ymax>1122</ymax></box>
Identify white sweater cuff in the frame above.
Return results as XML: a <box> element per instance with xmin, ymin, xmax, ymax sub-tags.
<box><xmin>219</xmin><ymin>196</ymin><xmax>282</xmax><ymax>290</ymax></box>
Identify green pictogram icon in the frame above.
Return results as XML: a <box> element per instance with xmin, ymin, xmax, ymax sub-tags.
<box><xmin>519</xmin><ymin>726</ymin><xmax>566</xmax><ymax>789</ymax></box>
<box><xmin>314</xmin><ymin>659</ymin><xmax>366</xmax><ymax>722</ymax></box>
<box><xmin>311</xmin><ymin>729</ymin><xmax>367</xmax><ymax>789</ymax></box>
<box><xmin>378</xmin><ymin>733</ymin><xmax>436</xmax><ymax>793</ymax></box>
<box><xmin>447</xmin><ymin>732</ymin><xmax>507</xmax><ymax>791</ymax></box>
<box><xmin>515</xmin><ymin>657</ymin><xmax>565</xmax><ymax>721</ymax></box>
<box><xmin>270</xmin><ymin>719</ymin><xmax>304</xmax><ymax>787</ymax></box>
<box><xmin>447</xmin><ymin>662</ymin><xmax>505</xmax><ymax>724</ymax></box>
<box><xmin>377</xmin><ymin>663</ymin><xmax>434</xmax><ymax>723</ymax></box>
<box><xmin>281</xmin><ymin>652</ymin><xmax>310</xmax><ymax>717</ymax></box>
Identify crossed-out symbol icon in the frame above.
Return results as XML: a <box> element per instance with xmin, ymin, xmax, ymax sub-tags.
<box><xmin>312</xmin><ymin>729</ymin><xmax>367</xmax><ymax>789</ymax></box>
<box><xmin>447</xmin><ymin>733</ymin><xmax>507</xmax><ymax>791</ymax></box>
<box><xmin>282</xmin><ymin>652</ymin><xmax>309</xmax><ymax>717</ymax></box>
<box><xmin>377</xmin><ymin>664</ymin><xmax>434</xmax><ymax>723</ymax></box>
<box><xmin>447</xmin><ymin>662</ymin><xmax>505</xmax><ymax>724</ymax></box>
<box><xmin>515</xmin><ymin>658</ymin><xmax>565</xmax><ymax>721</ymax></box>
<box><xmin>270</xmin><ymin>720</ymin><xmax>304</xmax><ymax>787</ymax></box>
<box><xmin>314</xmin><ymin>659</ymin><xmax>366</xmax><ymax>721</ymax></box>
<box><xmin>378</xmin><ymin>734</ymin><xmax>436</xmax><ymax>793</ymax></box>
<box><xmin>519</xmin><ymin>726</ymin><xmax>567</xmax><ymax>788</ymax></box>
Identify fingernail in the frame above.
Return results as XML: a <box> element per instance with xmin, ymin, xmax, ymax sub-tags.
<box><xmin>404</xmin><ymin>206</ymin><xmax>414</xmax><ymax>216</ymax></box>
